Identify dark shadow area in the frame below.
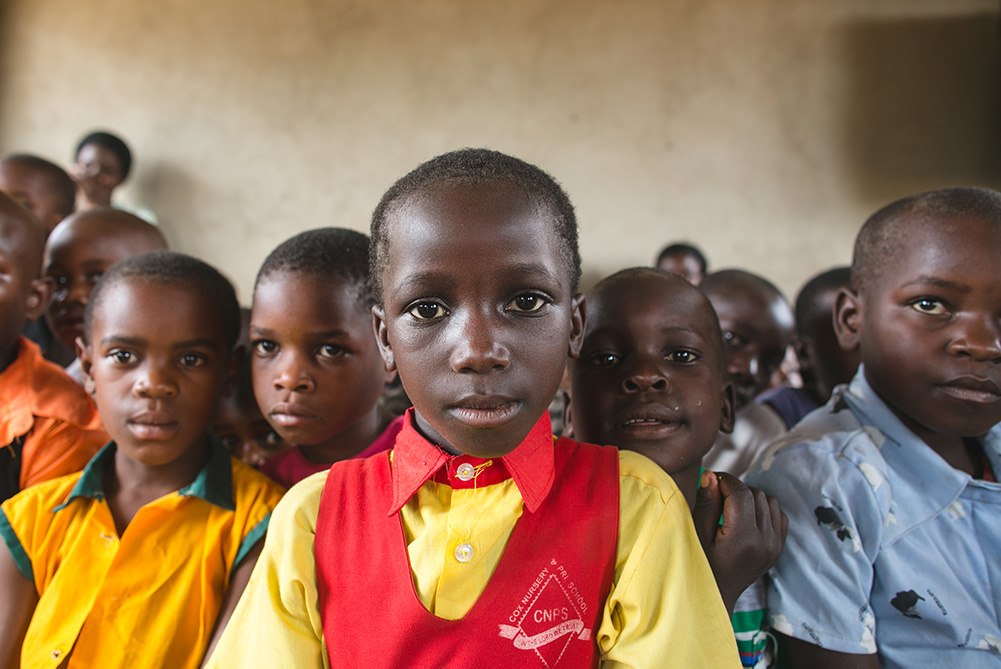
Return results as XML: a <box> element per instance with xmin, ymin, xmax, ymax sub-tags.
<box><xmin>842</xmin><ymin>13</ymin><xmax>1001</xmax><ymax>197</ymax></box>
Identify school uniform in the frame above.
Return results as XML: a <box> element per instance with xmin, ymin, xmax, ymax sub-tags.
<box><xmin>260</xmin><ymin>415</ymin><xmax>403</xmax><ymax>488</ymax></box>
<box><xmin>0</xmin><ymin>436</ymin><xmax>285</xmax><ymax>668</ymax></box>
<box><xmin>745</xmin><ymin>368</ymin><xmax>1001</xmax><ymax>668</ymax></box>
<box><xmin>0</xmin><ymin>337</ymin><xmax>108</xmax><ymax>502</ymax></box>
<box><xmin>207</xmin><ymin>409</ymin><xmax>740</xmax><ymax>668</ymax></box>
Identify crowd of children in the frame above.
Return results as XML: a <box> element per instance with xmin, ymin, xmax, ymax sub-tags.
<box><xmin>0</xmin><ymin>140</ymin><xmax>998</xmax><ymax>668</ymax></box>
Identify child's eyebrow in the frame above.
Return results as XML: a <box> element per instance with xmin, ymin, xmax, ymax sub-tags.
<box><xmin>900</xmin><ymin>275</ymin><xmax>972</xmax><ymax>293</ymax></box>
<box><xmin>99</xmin><ymin>335</ymin><xmax>222</xmax><ymax>350</ymax></box>
<box><xmin>398</xmin><ymin>264</ymin><xmax>561</xmax><ymax>291</ymax></box>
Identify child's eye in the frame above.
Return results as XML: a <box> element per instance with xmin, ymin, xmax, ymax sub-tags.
<box><xmin>588</xmin><ymin>353</ymin><xmax>620</xmax><ymax>368</ymax></box>
<box><xmin>254</xmin><ymin>340</ymin><xmax>278</xmax><ymax>355</ymax></box>
<box><xmin>723</xmin><ymin>331</ymin><xmax>747</xmax><ymax>348</ymax></box>
<box><xmin>265</xmin><ymin>431</ymin><xmax>283</xmax><ymax>446</ymax></box>
<box><xmin>505</xmin><ymin>294</ymin><xmax>547</xmax><ymax>313</ymax></box>
<box><xmin>409</xmin><ymin>302</ymin><xmax>447</xmax><ymax>320</ymax></box>
<box><xmin>109</xmin><ymin>350</ymin><xmax>134</xmax><ymax>365</ymax></box>
<box><xmin>667</xmin><ymin>350</ymin><xmax>698</xmax><ymax>363</ymax></box>
<box><xmin>218</xmin><ymin>435</ymin><xmax>239</xmax><ymax>450</ymax></box>
<box><xmin>180</xmin><ymin>353</ymin><xmax>206</xmax><ymax>368</ymax></box>
<box><xmin>319</xmin><ymin>344</ymin><xmax>345</xmax><ymax>359</ymax></box>
<box><xmin>911</xmin><ymin>298</ymin><xmax>947</xmax><ymax>315</ymax></box>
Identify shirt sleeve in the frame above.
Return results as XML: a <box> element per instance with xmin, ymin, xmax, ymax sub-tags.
<box><xmin>20</xmin><ymin>419</ymin><xmax>107</xmax><ymax>490</ymax></box>
<box><xmin>732</xmin><ymin>579</ymin><xmax>770</xmax><ymax>668</ymax></box>
<box><xmin>598</xmin><ymin>450</ymin><xmax>741</xmax><ymax>668</ymax></box>
<box><xmin>205</xmin><ymin>472</ymin><xmax>329</xmax><ymax>669</ymax></box>
<box><xmin>744</xmin><ymin>434</ymin><xmax>887</xmax><ymax>655</ymax></box>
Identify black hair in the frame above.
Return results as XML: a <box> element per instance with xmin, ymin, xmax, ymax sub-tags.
<box><xmin>852</xmin><ymin>186</ymin><xmax>1001</xmax><ymax>293</ymax></box>
<box><xmin>83</xmin><ymin>251</ymin><xmax>240</xmax><ymax>349</ymax></box>
<box><xmin>656</xmin><ymin>242</ymin><xmax>707</xmax><ymax>274</ymax></box>
<box><xmin>794</xmin><ymin>266</ymin><xmax>850</xmax><ymax>337</ymax></box>
<box><xmin>1</xmin><ymin>154</ymin><xmax>76</xmax><ymax>218</ymax></box>
<box><xmin>369</xmin><ymin>148</ymin><xmax>580</xmax><ymax>303</ymax></box>
<box><xmin>75</xmin><ymin>131</ymin><xmax>132</xmax><ymax>180</ymax></box>
<box><xmin>591</xmin><ymin>267</ymin><xmax>726</xmax><ymax>374</ymax></box>
<box><xmin>255</xmin><ymin>228</ymin><xmax>374</xmax><ymax>307</ymax></box>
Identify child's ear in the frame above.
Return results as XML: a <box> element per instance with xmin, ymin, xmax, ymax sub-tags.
<box><xmin>567</xmin><ymin>294</ymin><xmax>586</xmax><ymax>359</ymax></box>
<box><xmin>25</xmin><ymin>276</ymin><xmax>54</xmax><ymax>321</ymax></box>
<box><xmin>834</xmin><ymin>288</ymin><xmax>863</xmax><ymax>352</ymax></box>
<box><xmin>718</xmin><ymin>378</ymin><xmax>737</xmax><ymax>434</ymax></box>
<box><xmin>76</xmin><ymin>336</ymin><xmax>97</xmax><ymax>395</ymax></box>
<box><xmin>372</xmin><ymin>305</ymin><xmax>396</xmax><ymax>372</ymax></box>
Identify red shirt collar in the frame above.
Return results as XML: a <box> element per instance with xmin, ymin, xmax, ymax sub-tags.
<box><xmin>388</xmin><ymin>408</ymin><xmax>555</xmax><ymax>515</ymax></box>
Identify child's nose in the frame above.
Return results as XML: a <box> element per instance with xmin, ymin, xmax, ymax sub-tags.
<box><xmin>273</xmin><ymin>354</ymin><xmax>316</xmax><ymax>392</ymax></box>
<box><xmin>449</xmin><ymin>311</ymin><xmax>510</xmax><ymax>373</ymax></box>
<box><xmin>134</xmin><ymin>366</ymin><xmax>178</xmax><ymax>398</ymax></box>
<box><xmin>622</xmin><ymin>359</ymin><xmax>668</xmax><ymax>393</ymax></box>
<box><xmin>949</xmin><ymin>315</ymin><xmax>1001</xmax><ymax>362</ymax></box>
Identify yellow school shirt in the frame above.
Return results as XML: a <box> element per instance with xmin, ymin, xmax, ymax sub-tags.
<box><xmin>0</xmin><ymin>437</ymin><xmax>285</xmax><ymax>668</ymax></box>
<box><xmin>207</xmin><ymin>430</ymin><xmax>740</xmax><ymax>668</ymax></box>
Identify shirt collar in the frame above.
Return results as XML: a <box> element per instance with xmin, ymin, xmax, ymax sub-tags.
<box><xmin>388</xmin><ymin>408</ymin><xmax>555</xmax><ymax>515</ymax></box>
<box><xmin>840</xmin><ymin>367</ymin><xmax>1001</xmax><ymax>543</ymax></box>
<box><xmin>54</xmin><ymin>432</ymin><xmax>236</xmax><ymax>513</ymax></box>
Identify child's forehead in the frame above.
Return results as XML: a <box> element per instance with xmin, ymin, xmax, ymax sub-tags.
<box><xmin>0</xmin><ymin>210</ymin><xmax>44</xmax><ymax>266</ymax></box>
<box><xmin>867</xmin><ymin>215</ymin><xmax>1001</xmax><ymax>292</ymax></box>
<box><xmin>255</xmin><ymin>270</ymin><xmax>369</xmax><ymax>313</ymax></box>
<box><xmin>589</xmin><ymin>273</ymin><xmax>718</xmax><ymax>337</ymax></box>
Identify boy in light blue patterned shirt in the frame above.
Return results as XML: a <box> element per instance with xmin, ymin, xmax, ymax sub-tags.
<box><xmin>746</xmin><ymin>186</ymin><xmax>1001</xmax><ymax>668</ymax></box>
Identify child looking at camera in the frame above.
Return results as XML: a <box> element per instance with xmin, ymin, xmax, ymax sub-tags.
<box><xmin>251</xmin><ymin>228</ymin><xmax>399</xmax><ymax>488</ymax></box>
<box><xmin>567</xmin><ymin>268</ymin><xmax>785</xmax><ymax>667</ymax></box>
<box><xmin>746</xmin><ymin>187</ymin><xmax>1001</xmax><ymax>668</ymax></box>
<box><xmin>0</xmin><ymin>252</ymin><xmax>284</xmax><ymax>667</ymax></box>
<box><xmin>208</xmin><ymin>149</ymin><xmax>739</xmax><ymax>667</ymax></box>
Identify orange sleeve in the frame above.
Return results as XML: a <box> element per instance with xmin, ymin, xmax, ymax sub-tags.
<box><xmin>19</xmin><ymin>419</ymin><xmax>108</xmax><ymax>490</ymax></box>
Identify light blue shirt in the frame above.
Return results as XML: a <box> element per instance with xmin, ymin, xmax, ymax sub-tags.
<box><xmin>745</xmin><ymin>367</ymin><xmax>1001</xmax><ymax>668</ymax></box>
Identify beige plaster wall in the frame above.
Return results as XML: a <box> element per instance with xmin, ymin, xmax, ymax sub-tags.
<box><xmin>1</xmin><ymin>0</ymin><xmax>998</xmax><ymax>302</ymax></box>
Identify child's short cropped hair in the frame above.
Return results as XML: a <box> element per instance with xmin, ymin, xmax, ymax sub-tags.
<box><xmin>369</xmin><ymin>148</ymin><xmax>581</xmax><ymax>301</ymax></box>
<box><xmin>852</xmin><ymin>186</ymin><xmax>1001</xmax><ymax>294</ymax></box>
<box><xmin>83</xmin><ymin>251</ymin><xmax>241</xmax><ymax>349</ymax></box>
<box><xmin>255</xmin><ymin>228</ymin><xmax>374</xmax><ymax>307</ymax></box>
<box><xmin>75</xmin><ymin>131</ymin><xmax>132</xmax><ymax>180</ymax></box>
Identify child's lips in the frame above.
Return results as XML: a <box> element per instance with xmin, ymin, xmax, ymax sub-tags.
<box><xmin>939</xmin><ymin>377</ymin><xmax>1001</xmax><ymax>404</ymax></box>
<box><xmin>448</xmin><ymin>395</ymin><xmax>520</xmax><ymax>428</ymax></box>
<box><xmin>617</xmin><ymin>407</ymin><xmax>682</xmax><ymax>438</ymax></box>
<box><xmin>269</xmin><ymin>403</ymin><xmax>318</xmax><ymax>427</ymax></box>
<box><xmin>128</xmin><ymin>411</ymin><xmax>179</xmax><ymax>440</ymax></box>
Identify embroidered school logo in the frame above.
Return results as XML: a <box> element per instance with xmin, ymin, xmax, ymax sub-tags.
<box><xmin>498</xmin><ymin>559</ymin><xmax>591</xmax><ymax>667</ymax></box>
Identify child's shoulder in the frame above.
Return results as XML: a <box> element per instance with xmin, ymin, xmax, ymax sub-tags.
<box><xmin>6</xmin><ymin>338</ymin><xmax>101</xmax><ymax>430</ymax></box>
<box><xmin>262</xmin><ymin>468</ymin><xmax>329</xmax><ymax>538</ymax></box>
<box><xmin>229</xmin><ymin>456</ymin><xmax>289</xmax><ymax>509</ymax></box>
<box><xmin>2</xmin><ymin>468</ymin><xmax>85</xmax><ymax>517</ymax></box>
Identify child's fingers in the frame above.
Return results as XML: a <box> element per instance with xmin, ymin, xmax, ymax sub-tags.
<box><xmin>715</xmin><ymin>472</ymin><xmax>754</xmax><ymax>532</ymax></box>
<box><xmin>693</xmin><ymin>470</ymin><xmax>724</xmax><ymax>548</ymax></box>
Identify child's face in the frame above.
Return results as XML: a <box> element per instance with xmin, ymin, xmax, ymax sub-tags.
<box><xmin>0</xmin><ymin>162</ymin><xmax>66</xmax><ymax>233</ymax></box>
<box><xmin>656</xmin><ymin>252</ymin><xmax>703</xmax><ymax>285</ymax></box>
<box><xmin>79</xmin><ymin>279</ymin><xmax>235</xmax><ymax>467</ymax></box>
<box><xmin>570</xmin><ymin>273</ymin><xmax>733</xmax><ymax>474</ymax></box>
<box><xmin>250</xmin><ymin>274</ymin><xmax>388</xmax><ymax>448</ymax></box>
<box><xmin>373</xmin><ymin>181</ymin><xmax>584</xmax><ymax>458</ymax></box>
<box><xmin>213</xmin><ymin>395</ymin><xmax>286</xmax><ymax>468</ymax></box>
<box><xmin>44</xmin><ymin>218</ymin><xmax>162</xmax><ymax>351</ymax></box>
<box><xmin>75</xmin><ymin>143</ymin><xmax>125</xmax><ymax>189</ymax></box>
<box><xmin>702</xmin><ymin>283</ymin><xmax>790</xmax><ymax>409</ymax></box>
<box><xmin>0</xmin><ymin>215</ymin><xmax>49</xmax><ymax>358</ymax></box>
<box><xmin>838</xmin><ymin>216</ymin><xmax>1001</xmax><ymax>443</ymax></box>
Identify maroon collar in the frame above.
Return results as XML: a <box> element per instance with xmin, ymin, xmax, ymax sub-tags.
<box><xmin>388</xmin><ymin>409</ymin><xmax>555</xmax><ymax>514</ymax></box>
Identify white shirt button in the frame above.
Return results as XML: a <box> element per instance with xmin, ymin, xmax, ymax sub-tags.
<box><xmin>456</xmin><ymin>463</ymin><xmax>476</xmax><ymax>481</ymax></box>
<box><xmin>454</xmin><ymin>542</ymin><xmax>474</xmax><ymax>563</ymax></box>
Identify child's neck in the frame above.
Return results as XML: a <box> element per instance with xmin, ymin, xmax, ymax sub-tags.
<box><xmin>103</xmin><ymin>435</ymin><xmax>210</xmax><ymax>536</ymax></box>
<box><xmin>922</xmin><ymin>432</ymin><xmax>988</xmax><ymax>478</ymax></box>
<box><xmin>299</xmin><ymin>405</ymin><xmax>393</xmax><ymax>465</ymax></box>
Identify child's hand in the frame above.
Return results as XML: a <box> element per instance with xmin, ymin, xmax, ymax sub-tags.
<box><xmin>693</xmin><ymin>470</ymin><xmax>787</xmax><ymax>616</ymax></box>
